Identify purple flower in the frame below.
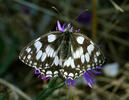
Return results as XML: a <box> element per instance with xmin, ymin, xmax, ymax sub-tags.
<box><xmin>77</xmin><ymin>12</ymin><xmax>92</xmax><ymax>25</ymax></box>
<box><xmin>56</xmin><ymin>20</ymin><xmax>80</xmax><ymax>32</ymax></box>
<box><xmin>34</xmin><ymin>69</ymin><xmax>51</xmax><ymax>80</ymax></box>
<box><xmin>33</xmin><ymin>21</ymin><xmax>104</xmax><ymax>88</ymax></box>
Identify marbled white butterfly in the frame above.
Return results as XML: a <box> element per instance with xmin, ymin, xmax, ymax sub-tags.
<box><xmin>19</xmin><ymin>21</ymin><xmax>105</xmax><ymax>88</ymax></box>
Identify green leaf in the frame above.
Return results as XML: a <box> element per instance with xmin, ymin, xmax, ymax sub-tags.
<box><xmin>36</xmin><ymin>78</ymin><xmax>65</xmax><ymax>100</ymax></box>
<box><xmin>36</xmin><ymin>88</ymin><xmax>55</xmax><ymax>100</ymax></box>
<box><xmin>54</xmin><ymin>81</ymin><xmax>65</xmax><ymax>89</ymax></box>
<box><xmin>48</xmin><ymin>77</ymin><xmax>58</xmax><ymax>88</ymax></box>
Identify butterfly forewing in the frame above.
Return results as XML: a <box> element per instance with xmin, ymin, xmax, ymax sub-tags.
<box><xmin>19</xmin><ymin>31</ymin><xmax>64</xmax><ymax>77</ymax></box>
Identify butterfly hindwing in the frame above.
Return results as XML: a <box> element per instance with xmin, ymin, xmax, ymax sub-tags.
<box><xmin>19</xmin><ymin>31</ymin><xmax>64</xmax><ymax>77</ymax></box>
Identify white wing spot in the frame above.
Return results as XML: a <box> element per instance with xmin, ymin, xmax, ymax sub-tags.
<box><xmin>54</xmin><ymin>74</ymin><xmax>58</xmax><ymax>77</ymax></box>
<box><xmin>64</xmin><ymin>72</ymin><xmax>68</xmax><ymax>76</ymax></box>
<box><xmin>94</xmin><ymin>57</ymin><xmax>97</xmax><ymax>62</ymax></box>
<box><xmin>87</xmin><ymin>44</ymin><xmax>94</xmax><ymax>55</ymax></box>
<box><xmin>34</xmin><ymin>41</ymin><xmax>42</xmax><ymax>52</ymax></box>
<box><xmin>46</xmin><ymin>63</ymin><xmax>48</xmax><ymax>66</ymax></box>
<box><xmin>29</xmin><ymin>61</ymin><xmax>32</xmax><ymax>64</ymax></box>
<box><xmin>69</xmin><ymin>73</ymin><xmax>74</xmax><ymax>77</ymax></box>
<box><xmin>99</xmin><ymin>60</ymin><xmax>101</xmax><ymax>63</ymax></box>
<box><xmin>45</xmin><ymin>45</ymin><xmax>54</xmax><ymax>57</ymax></box>
<box><xmin>41</xmin><ymin>52</ymin><xmax>46</xmax><ymax>62</ymax></box>
<box><xmin>27</xmin><ymin>55</ymin><xmax>31</xmax><ymax>59</ymax></box>
<box><xmin>77</xmin><ymin>65</ymin><xmax>80</xmax><ymax>68</ymax></box>
<box><xmin>49</xmin><ymin>48</ymin><xmax>54</xmax><ymax>57</ymax></box>
<box><xmin>26</xmin><ymin>48</ymin><xmax>31</xmax><ymax>53</ymax></box>
<box><xmin>36</xmin><ymin>50</ymin><xmax>42</xmax><ymax>60</ymax></box>
<box><xmin>45</xmin><ymin>45</ymin><xmax>50</xmax><ymax>55</ymax></box>
<box><xmin>96</xmin><ymin>51</ymin><xmax>100</xmax><ymax>56</ymax></box>
<box><xmin>87</xmin><ymin>65</ymin><xmax>91</xmax><ymax>70</ymax></box>
<box><xmin>42</xmin><ymin>70</ymin><xmax>45</xmax><ymax>72</ymax></box>
<box><xmin>35</xmin><ymin>37</ymin><xmax>41</xmax><ymax>42</ymax></box>
<box><xmin>87</xmin><ymin>67</ymin><xmax>91</xmax><ymax>70</ymax></box>
<box><xmin>81</xmin><ymin>55</ymin><xmax>85</xmax><ymax>63</ymax></box>
<box><xmin>75</xmin><ymin>73</ymin><xmax>78</xmax><ymax>75</ymax></box>
<box><xmin>76</xmin><ymin>36</ymin><xmax>84</xmax><ymax>44</ymax></box>
<box><xmin>90</xmin><ymin>41</ymin><xmax>94</xmax><ymax>45</ymax></box>
<box><xmin>92</xmin><ymin>63</ymin><xmax>94</xmax><ymax>66</ymax></box>
<box><xmin>64</xmin><ymin>57</ymin><xmax>71</xmax><ymax>67</ymax></box>
<box><xmin>53</xmin><ymin>56</ymin><xmax>59</xmax><ymax>66</ymax></box>
<box><xmin>73</xmin><ymin>47</ymin><xmax>83</xmax><ymax>58</ymax></box>
<box><xmin>26</xmin><ymin>60</ymin><xmax>28</xmax><ymax>62</ymax></box>
<box><xmin>46</xmin><ymin>75</ymin><xmax>52</xmax><ymax>77</ymax></box>
<box><xmin>48</xmin><ymin>34</ymin><xmax>56</xmax><ymax>42</ymax></box>
<box><xmin>87</xmin><ymin>65</ymin><xmax>91</xmax><ymax>68</ymax></box>
<box><xmin>23</xmin><ymin>56</ymin><xmax>26</xmax><ymax>60</ymax></box>
<box><xmin>34</xmin><ymin>62</ymin><xmax>37</xmax><ymax>66</ymax></box>
<box><xmin>46</xmin><ymin>71</ymin><xmax>52</xmax><ymax>75</ymax></box>
<box><xmin>71</xmin><ymin>58</ymin><xmax>75</xmax><ymax>68</ymax></box>
<box><xmin>85</xmin><ymin>53</ymin><xmax>90</xmax><ymax>62</ymax></box>
<box><xmin>54</xmin><ymin>71</ymin><xmax>58</xmax><ymax>74</ymax></box>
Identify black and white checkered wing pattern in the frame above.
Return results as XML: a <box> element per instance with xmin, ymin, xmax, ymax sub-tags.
<box><xmin>59</xmin><ymin>33</ymin><xmax>105</xmax><ymax>80</ymax></box>
<box><xmin>19</xmin><ymin>31</ymin><xmax>63</xmax><ymax>77</ymax></box>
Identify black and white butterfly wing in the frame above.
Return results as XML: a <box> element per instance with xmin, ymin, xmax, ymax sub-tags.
<box><xmin>19</xmin><ymin>31</ymin><xmax>63</xmax><ymax>77</ymax></box>
<box><xmin>19</xmin><ymin>30</ymin><xmax>105</xmax><ymax>81</ymax></box>
<box><xmin>59</xmin><ymin>32</ymin><xmax>105</xmax><ymax>80</ymax></box>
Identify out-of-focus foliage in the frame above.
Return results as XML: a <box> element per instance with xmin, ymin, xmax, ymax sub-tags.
<box><xmin>0</xmin><ymin>0</ymin><xmax>129</xmax><ymax>100</ymax></box>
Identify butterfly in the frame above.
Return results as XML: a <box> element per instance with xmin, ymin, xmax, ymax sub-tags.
<box><xmin>19</xmin><ymin>20</ymin><xmax>105</xmax><ymax>88</ymax></box>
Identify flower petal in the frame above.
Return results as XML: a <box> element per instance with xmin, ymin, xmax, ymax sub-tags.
<box><xmin>57</xmin><ymin>20</ymin><xmax>63</xmax><ymax>31</ymax></box>
<box><xmin>41</xmin><ymin>75</ymin><xmax>46</xmax><ymax>79</ymax></box>
<box><xmin>91</xmin><ymin>69</ymin><xmax>102</xmax><ymax>74</ymax></box>
<box><xmin>84</xmin><ymin>72</ymin><xmax>92</xmax><ymax>88</ymax></box>
<box><xmin>72</xmin><ymin>80</ymin><xmax>75</xmax><ymax>88</ymax></box>
<box><xmin>65</xmin><ymin>79</ymin><xmax>67</xmax><ymax>84</ymax></box>
<box><xmin>68</xmin><ymin>23</ymin><xmax>71</xmax><ymax>28</ymax></box>
<box><xmin>85</xmin><ymin>72</ymin><xmax>96</xmax><ymax>84</ymax></box>
<box><xmin>87</xmin><ymin>70</ymin><xmax>96</xmax><ymax>78</ymax></box>
<box><xmin>34</xmin><ymin>69</ymin><xmax>40</xmax><ymax>74</ymax></box>
<box><xmin>68</xmin><ymin>78</ymin><xmax>72</xmax><ymax>86</ymax></box>
<box><xmin>96</xmin><ymin>66</ymin><xmax>103</xmax><ymax>69</ymax></box>
<box><xmin>62</xmin><ymin>24</ymin><xmax>66</xmax><ymax>31</ymax></box>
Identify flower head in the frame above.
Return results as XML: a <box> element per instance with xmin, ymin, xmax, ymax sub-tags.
<box><xmin>56</xmin><ymin>20</ymin><xmax>80</xmax><ymax>32</ymax></box>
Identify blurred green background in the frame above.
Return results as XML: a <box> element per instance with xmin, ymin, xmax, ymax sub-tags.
<box><xmin>0</xmin><ymin>0</ymin><xmax>129</xmax><ymax>100</ymax></box>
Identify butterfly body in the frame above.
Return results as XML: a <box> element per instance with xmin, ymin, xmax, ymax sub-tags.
<box><xmin>58</xmin><ymin>31</ymin><xmax>72</xmax><ymax>60</ymax></box>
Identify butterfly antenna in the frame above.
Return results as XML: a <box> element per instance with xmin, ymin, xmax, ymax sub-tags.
<box><xmin>52</xmin><ymin>6</ymin><xmax>63</xmax><ymax>18</ymax></box>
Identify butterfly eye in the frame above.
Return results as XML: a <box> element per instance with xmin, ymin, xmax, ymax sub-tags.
<box><xmin>19</xmin><ymin>20</ymin><xmax>105</xmax><ymax>88</ymax></box>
